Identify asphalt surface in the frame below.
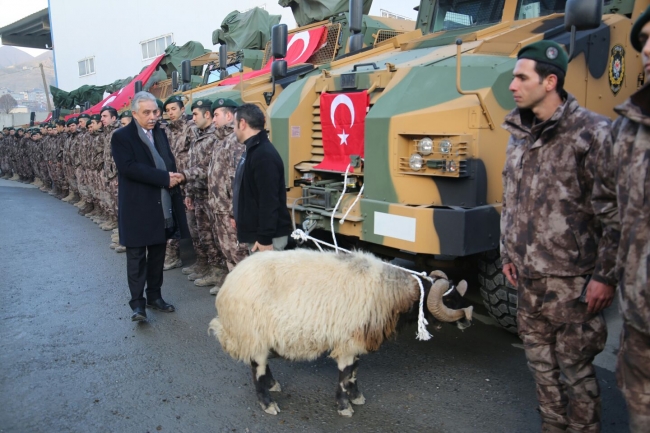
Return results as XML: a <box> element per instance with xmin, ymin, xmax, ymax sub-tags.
<box><xmin>0</xmin><ymin>179</ymin><xmax>630</xmax><ymax>433</ymax></box>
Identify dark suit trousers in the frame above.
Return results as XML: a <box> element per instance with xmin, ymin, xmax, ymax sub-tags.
<box><xmin>126</xmin><ymin>243</ymin><xmax>166</xmax><ymax>310</ymax></box>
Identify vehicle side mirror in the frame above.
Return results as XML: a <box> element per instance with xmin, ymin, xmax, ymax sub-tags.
<box><xmin>171</xmin><ymin>71</ymin><xmax>179</xmax><ymax>92</ymax></box>
<box><xmin>219</xmin><ymin>44</ymin><xmax>228</xmax><ymax>70</ymax></box>
<box><xmin>271</xmin><ymin>24</ymin><xmax>288</xmax><ymax>59</ymax></box>
<box><xmin>181</xmin><ymin>60</ymin><xmax>192</xmax><ymax>84</ymax></box>
<box><xmin>271</xmin><ymin>60</ymin><xmax>287</xmax><ymax>79</ymax></box>
<box><xmin>564</xmin><ymin>0</ymin><xmax>602</xmax><ymax>60</ymax></box>
<box><xmin>134</xmin><ymin>80</ymin><xmax>143</xmax><ymax>94</ymax></box>
<box><xmin>349</xmin><ymin>0</ymin><xmax>363</xmax><ymax>33</ymax></box>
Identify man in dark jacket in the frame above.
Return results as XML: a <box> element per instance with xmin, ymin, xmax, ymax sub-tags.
<box><xmin>111</xmin><ymin>92</ymin><xmax>190</xmax><ymax>321</ymax></box>
<box><xmin>232</xmin><ymin>104</ymin><xmax>291</xmax><ymax>252</ymax></box>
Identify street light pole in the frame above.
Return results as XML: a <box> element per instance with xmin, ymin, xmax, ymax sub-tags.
<box><xmin>39</xmin><ymin>63</ymin><xmax>52</xmax><ymax>113</ymax></box>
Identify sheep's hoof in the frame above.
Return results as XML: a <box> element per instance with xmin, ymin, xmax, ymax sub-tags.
<box><xmin>350</xmin><ymin>394</ymin><xmax>366</xmax><ymax>405</ymax></box>
<box><xmin>269</xmin><ymin>381</ymin><xmax>282</xmax><ymax>392</ymax></box>
<box><xmin>337</xmin><ymin>405</ymin><xmax>354</xmax><ymax>417</ymax></box>
<box><xmin>262</xmin><ymin>401</ymin><xmax>280</xmax><ymax>415</ymax></box>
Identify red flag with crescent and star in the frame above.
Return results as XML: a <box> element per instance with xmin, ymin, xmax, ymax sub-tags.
<box><xmin>314</xmin><ymin>91</ymin><xmax>370</xmax><ymax>172</ymax></box>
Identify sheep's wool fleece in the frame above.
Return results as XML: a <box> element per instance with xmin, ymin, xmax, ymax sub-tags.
<box><xmin>210</xmin><ymin>249</ymin><xmax>419</xmax><ymax>363</ymax></box>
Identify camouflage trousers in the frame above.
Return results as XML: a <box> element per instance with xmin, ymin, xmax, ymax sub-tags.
<box><xmin>64</xmin><ymin>164</ymin><xmax>77</xmax><ymax>193</ymax></box>
<box><xmin>76</xmin><ymin>167</ymin><xmax>90</xmax><ymax>200</ymax></box>
<box><xmin>517</xmin><ymin>277</ymin><xmax>607</xmax><ymax>433</ymax></box>
<box><xmin>165</xmin><ymin>238</ymin><xmax>181</xmax><ymax>262</ymax></box>
<box><xmin>106</xmin><ymin>177</ymin><xmax>118</xmax><ymax>218</ymax></box>
<box><xmin>186</xmin><ymin>207</ymin><xmax>207</xmax><ymax>264</ymax></box>
<box><xmin>617</xmin><ymin>322</ymin><xmax>650</xmax><ymax>433</ymax></box>
<box><xmin>214</xmin><ymin>213</ymin><xmax>249</xmax><ymax>270</ymax></box>
<box><xmin>193</xmin><ymin>197</ymin><xmax>225</xmax><ymax>268</ymax></box>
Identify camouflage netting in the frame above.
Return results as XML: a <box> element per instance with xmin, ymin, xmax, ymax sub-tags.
<box><xmin>212</xmin><ymin>8</ymin><xmax>281</xmax><ymax>51</ymax></box>
<box><xmin>278</xmin><ymin>0</ymin><xmax>372</xmax><ymax>27</ymax></box>
<box><xmin>50</xmin><ymin>85</ymin><xmax>108</xmax><ymax>109</ymax></box>
<box><xmin>159</xmin><ymin>41</ymin><xmax>211</xmax><ymax>78</ymax></box>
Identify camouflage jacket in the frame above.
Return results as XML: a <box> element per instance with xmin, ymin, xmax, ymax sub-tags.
<box><xmin>72</xmin><ymin>130</ymin><xmax>84</xmax><ymax>167</ymax></box>
<box><xmin>165</xmin><ymin>118</ymin><xmax>196</xmax><ymax>173</ymax></box>
<box><xmin>182</xmin><ymin>123</ymin><xmax>218</xmax><ymax>200</ymax></box>
<box><xmin>501</xmin><ymin>94</ymin><xmax>617</xmax><ymax>286</ymax></box>
<box><xmin>63</xmin><ymin>132</ymin><xmax>76</xmax><ymax>166</ymax></box>
<box><xmin>103</xmin><ymin>121</ymin><xmax>120</xmax><ymax>179</ymax></box>
<box><xmin>208</xmin><ymin>124</ymin><xmax>245</xmax><ymax>216</ymax></box>
<box><xmin>88</xmin><ymin>130</ymin><xmax>105</xmax><ymax>171</ymax></box>
<box><xmin>605</xmin><ymin>84</ymin><xmax>650</xmax><ymax>335</ymax></box>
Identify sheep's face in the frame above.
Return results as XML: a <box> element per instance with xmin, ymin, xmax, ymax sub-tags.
<box><xmin>441</xmin><ymin>282</ymin><xmax>472</xmax><ymax>330</ymax></box>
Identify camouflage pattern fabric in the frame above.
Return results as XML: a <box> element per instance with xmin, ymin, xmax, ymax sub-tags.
<box><xmin>501</xmin><ymin>94</ymin><xmax>617</xmax><ymax>286</ymax></box>
<box><xmin>181</xmin><ymin>123</ymin><xmax>218</xmax><ymax>200</ymax></box>
<box><xmin>193</xmin><ymin>198</ymin><xmax>225</xmax><ymax>268</ymax></box>
<box><xmin>616</xmin><ymin>322</ymin><xmax>650</xmax><ymax>424</ymax></box>
<box><xmin>518</xmin><ymin>277</ymin><xmax>607</xmax><ymax>433</ymax></box>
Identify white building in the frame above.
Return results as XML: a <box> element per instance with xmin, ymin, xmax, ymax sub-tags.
<box><xmin>49</xmin><ymin>1</ymin><xmax>418</xmax><ymax>91</ymax></box>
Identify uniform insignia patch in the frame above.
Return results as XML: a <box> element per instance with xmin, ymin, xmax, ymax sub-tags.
<box><xmin>197</xmin><ymin>101</ymin><xmax>203</xmax><ymax>106</ymax></box>
<box><xmin>219</xmin><ymin>99</ymin><xmax>224</xmax><ymax>105</ymax></box>
<box><xmin>545</xmin><ymin>47</ymin><xmax>558</xmax><ymax>60</ymax></box>
<box><xmin>608</xmin><ymin>45</ymin><xmax>625</xmax><ymax>95</ymax></box>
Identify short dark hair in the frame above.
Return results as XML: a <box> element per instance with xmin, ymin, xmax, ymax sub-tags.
<box><xmin>534</xmin><ymin>62</ymin><xmax>566</xmax><ymax>97</ymax></box>
<box><xmin>193</xmin><ymin>106</ymin><xmax>212</xmax><ymax>118</ymax></box>
<box><xmin>235</xmin><ymin>103</ymin><xmax>265</xmax><ymax>130</ymax></box>
<box><xmin>216</xmin><ymin>106</ymin><xmax>237</xmax><ymax>117</ymax></box>
<box><xmin>166</xmin><ymin>101</ymin><xmax>184</xmax><ymax>111</ymax></box>
<box><xmin>100</xmin><ymin>106</ymin><xmax>118</xmax><ymax>119</ymax></box>
<box><xmin>56</xmin><ymin>120</ymin><xmax>66</xmax><ymax>126</ymax></box>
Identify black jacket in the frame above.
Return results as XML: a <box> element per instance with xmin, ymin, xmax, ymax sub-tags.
<box><xmin>111</xmin><ymin>120</ymin><xmax>189</xmax><ymax>248</ymax></box>
<box><xmin>234</xmin><ymin>130</ymin><xmax>292</xmax><ymax>245</ymax></box>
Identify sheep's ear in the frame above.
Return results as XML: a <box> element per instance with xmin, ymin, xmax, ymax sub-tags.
<box><xmin>456</xmin><ymin>280</ymin><xmax>468</xmax><ymax>297</ymax></box>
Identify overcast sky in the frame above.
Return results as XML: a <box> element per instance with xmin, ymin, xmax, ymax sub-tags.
<box><xmin>0</xmin><ymin>0</ymin><xmax>420</xmax><ymax>57</ymax></box>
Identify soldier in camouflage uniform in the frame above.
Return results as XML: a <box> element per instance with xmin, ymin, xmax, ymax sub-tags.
<box><xmin>501</xmin><ymin>41</ymin><xmax>617</xmax><ymax>433</ymax></box>
<box><xmin>99</xmin><ymin>106</ymin><xmax>120</xmax><ymax>232</ymax></box>
<box><xmin>86</xmin><ymin>114</ymin><xmax>107</xmax><ymax>222</ymax></box>
<box><xmin>178</xmin><ymin>98</ymin><xmax>226</xmax><ymax>286</ymax></box>
<box><xmin>61</xmin><ymin>118</ymin><xmax>81</xmax><ymax>204</ymax></box>
<box><xmin>162</xmin><ymin>95</ymin><xmax>196</xmax><ymax>271</ymax></box>
<box><xmin>54</xmin><ymin>120</ymin><xmax>68</xmax><ymax>199</ymax></box>
<box><xmin>206</xmin><ymin>98</ymin><xmax>248</xmax><ymax>295</ymax></box>
<box><xmin>0</xmin><ymin>127</ymin><xmax>8</xmax><ymax>178</ymax></box>
<box><xmin>595</xmin><ymin>9</ymin><xmax>650</xmax><ymax>433</ymax></box>
<box><xmin>76</xmin><ymin>114</ymin><xmax>94</xmax><ymax>215</ymax></box>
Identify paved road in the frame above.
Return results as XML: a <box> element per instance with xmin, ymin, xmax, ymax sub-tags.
<box><xmin>0</xmin><ymin>179</ymin><xmax>630</xmax><ymax>433</ymax></box>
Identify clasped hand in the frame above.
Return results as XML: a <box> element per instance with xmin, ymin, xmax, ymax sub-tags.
<box><xmin>168</xmin><ymin>172</ymin><xmax>185</xmax><ymax>188</ymax></box>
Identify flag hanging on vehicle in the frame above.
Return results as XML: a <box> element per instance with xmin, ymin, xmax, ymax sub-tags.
<box><xmin>314</xmin><ymin>90</ymin><xmax>369</xmax><ymax>172</ymax></box>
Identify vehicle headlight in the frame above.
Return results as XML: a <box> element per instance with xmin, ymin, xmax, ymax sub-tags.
<box><xmin>417</xmin><ymin>137</ymin><xmax>433</xmax><ymax>155</ymax></box>
<box><xmin>409</xmin><ymin>153</ymin><xmax>424</xmax><ymax>171</ymax></box>
<box><xmin>439</xmin><ymin>139</ymin><xmax>452</xmax><ymax>154</ymax></box>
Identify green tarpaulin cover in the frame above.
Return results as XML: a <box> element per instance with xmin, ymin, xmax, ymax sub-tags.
<box><xmin>279</xmin><ymin>0</ymin><xmax>372</xmax><ymax>27</ymax></box>
<box><xmin>50</xmin><ymin>85</ymin><xmax>108</xmax><ymax>109</ymax></box>
<box><xmin>159</xmin><ymin>41</ymin><xmax>210</xmax><ymax>77</ymax></box>
<box><xmin>212</xmin><ymin>8</ymin><xmax>281</xmax><ymax>51</ymax></box>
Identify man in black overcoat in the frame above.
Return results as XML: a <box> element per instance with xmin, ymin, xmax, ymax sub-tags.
<box><xmin>111</xmin><ymin>92</ymin><xmax>190</xmax><ymax>321</ymax></box>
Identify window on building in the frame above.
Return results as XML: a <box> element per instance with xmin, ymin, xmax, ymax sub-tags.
<box><xmin>141</xmin><ymin>34</ymin><xmax>173</xmax><ymax>60</ymax></box>
<box><xmin>78</xmin><ymin>57</ymin><xmax>95</xmax><ymax>77</ymax></box>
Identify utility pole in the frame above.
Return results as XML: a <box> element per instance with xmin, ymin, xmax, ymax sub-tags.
<box><xmin>40</xmin><ymin>63</ymin><xmax>52</xmax><ymax>113</ymax></box>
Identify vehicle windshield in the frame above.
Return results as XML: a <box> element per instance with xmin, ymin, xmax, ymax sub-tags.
<box><xmin>515</xmin><ymin>0</ymin><xmax>566</xmax><ymax>20</ymax></box>
<box><xmin>432</xmin><ymin>0</ymin><xmax>506</xmax><ymax>32</ymax></box>
<box><xmin>206</xmin><ymin>63</ymin><xmax>243</xmax><ymax>85</ymax></box>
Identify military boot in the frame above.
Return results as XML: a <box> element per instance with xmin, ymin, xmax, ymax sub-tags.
<box><xmin>109</xmin><ymin>242</ymin><xmax>118</xmax><ymax>249</ymax></box>
<box><xmin>163</xmin><ymin>255</ymin><xmax>183</xmax><ymax>271</ymax></box>
<box><xmin>56</xmin><ymin>188</ymin><xmax>68</xmax><ymax>200</ymax></box>
<box><xmin>194</xmin><ymin>267</ymin><xmax>225</xmax><ymax>287</ymax></box>
<box><xmin>32</xmin><ymin>177</ymin><xmax>43</xmax><ymax>187</ymax></box>
<box><xmin>10</xmin><ymin>173</ymin><xmax>20</xmax><ymax>181</ymax></box>
<box><xmin>48</xmin><ymin>185</ymin><xmax>59</xmax><ymax>196</ymax></box>
<box><xmin>69</xmin><ymin>192</ymin><xmax>81</xmax><ymax>204</ymax></box>
<box><xmin>114</xmin><ymin>245</ymin><xmax>127</xmax><ymax>253</ymax></box>
<box><xmin>181</xmin><ymin>262</ymin><xmax>202</xmax><ymax>275</ymax></box>
<box><xmin>62</xmin><ymin>190</ymin><xmax>75</xmax><ymax>202</ymax></box>
<box><xmin>101</xmin><ymin>219</ymin><xmax>118</xmax><ymax>231</ymax></box>
<box><xmin>187</xmin><ymin>262</ymin><xmax>210</xmax><ymax>281</ymax></box>
<box><xmin>79</xmin><ymin>201</ymin><xmax>94</xmax><ymax>216</ymax></box>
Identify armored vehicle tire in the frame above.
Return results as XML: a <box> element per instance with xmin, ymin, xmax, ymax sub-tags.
<box><xmin>478</xmin><ymin>250</ymin><xmax>518</xmax><ymax>334</ymax></box>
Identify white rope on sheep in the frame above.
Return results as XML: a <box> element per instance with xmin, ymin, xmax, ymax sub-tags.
<box><xmin>293</xmin><ymin>164</ymin><xmax>433</xmax><ymax>341</ymax></box>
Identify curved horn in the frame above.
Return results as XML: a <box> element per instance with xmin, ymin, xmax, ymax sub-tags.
<box><xmin>426</xmin><ymin>279</ymin><xmax>470</xmax><ymax>322</ymax></box>
<box><xmin>429</xmin><ymin>270</ymin><xmax>448</xmax><ymax>280</ymax></box>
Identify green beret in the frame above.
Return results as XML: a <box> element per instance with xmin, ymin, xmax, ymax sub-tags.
<box><xmin>90</xmin><ymin>114</ymin><xmax>102</xmax><ymax>122</ymax></box>
<box><xmin>517</xmin><ymin>40</ymin><xmax>568</xmax><ymax>74</ymax></box>
<box><xmin>66</xmin><ymin>118</ymin><xmax>78</xmax><ymax>126</ymax></box>
<box><xmin>46</xmin><ymin>124</ymin><xmax>53</xmax><ymax>129</ymax></box>
<box><xmin>191</xmin><ymin>98</ymin><xmax>212</xmax><ymax>110</ymax></box>
<box><xmin>15</xmin><ymin>127</ymin><xmax>24</xmax><ymax>132</ymax></box>
<box><xmin>163</xmin><ymin>95</ymin><xmax>184</xmax><ymax>110</ymax></box>
<box><xmin>119</xmin><ymin>110</ymin><xmax>133</xmax><ymax>119</ymax></box>
<box><xmin>211</xmin><ymin>98</ymin><xmax>238</xmax><ymax>112</ymax></box>
<box><xmin>2</xmin><ymin>126</ymin><xmax>8</xmax><ymax>130</ymax></box>
<box><xmin>156</xmin><ymin>99</ymin><xmax>164</xmax><ymax>111</ymax></box>
<box><xmin>78</xmin><ymin>113</ymin><xmax>91</xmax><ymax>120</ymax></box>
<box><xmin>7</xmin><ymin>127</ymin><xmax>14</xmax><ymax>131</ymax></box>
<box><xmin>631</xmin><ymin>6</ymin><xmax>650</xmax><ymax>52</ymax></box>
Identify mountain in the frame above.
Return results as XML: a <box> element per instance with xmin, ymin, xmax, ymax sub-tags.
<box><xmin>0</xmin><ymin>51</ymin><xmax>54</xmax><ymax>92</ymax></box>
<box><xmin>0</xmin><ymin>46</ymin><xmax>33</xmax><ymax>69</ymax></box>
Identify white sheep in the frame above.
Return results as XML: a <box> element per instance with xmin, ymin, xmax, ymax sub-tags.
<box><xmin>208</xmin><ymin>249</ymin><xmax>473</xmax><ymax>416</ymax></box>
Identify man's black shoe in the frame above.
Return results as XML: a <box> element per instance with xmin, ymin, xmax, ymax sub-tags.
<box><xmin>146</xmin><ymin>298</ymin><xmax>175</xmax><ymax>312</ymax></box>
<box><xmin>131</xmin><ymin>307</ymin><xmax>147</xmax><ymax>322</ymax></box>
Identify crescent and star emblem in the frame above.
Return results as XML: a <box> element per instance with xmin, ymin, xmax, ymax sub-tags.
<box><xmin>287</xmin><ymin>31</ymin><xmax>311</xmax><ymax>61</ymax></box>
<box><xmin>330</xmin><ymin>94</ymin><xmax>355</xmax><ymax>145</ymax></box>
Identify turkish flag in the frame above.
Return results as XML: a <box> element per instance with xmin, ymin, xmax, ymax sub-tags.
<box><xmin>218</xmin><ymin>26</ymin><xmax>326</xmax><ymax>86</ymax></box>
<box><xmin>314</xmin><ymin>91</ymin><xmax>369</xmax><ymax>172</ymax></box>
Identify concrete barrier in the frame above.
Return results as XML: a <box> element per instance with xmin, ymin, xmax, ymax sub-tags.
<box><xmin>0</xmin><ymin>112</ymin><xmax>49</xmax><ymax>129</ymax></box>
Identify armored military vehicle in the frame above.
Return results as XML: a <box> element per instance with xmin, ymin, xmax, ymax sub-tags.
<box><xmin>268</xmin><ymin>0</ymin><xmax>647</xmax><ymax>332</ymax></box>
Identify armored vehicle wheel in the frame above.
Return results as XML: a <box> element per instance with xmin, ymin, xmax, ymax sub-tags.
<box><xmin>478</xmin><ymin>250</ymin><xmax>518</xmax><ymax>334</ymax></box>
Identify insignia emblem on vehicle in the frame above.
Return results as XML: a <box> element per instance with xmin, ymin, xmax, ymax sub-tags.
<box><xmin>545</xmin><ymin>47</ymin><xmax>558</xmax><ymax>60</ymax></box>
<box><xmin>608</xmin><ymin>45</ymin><xmax>625</xmax><ymax>95</ymax></box>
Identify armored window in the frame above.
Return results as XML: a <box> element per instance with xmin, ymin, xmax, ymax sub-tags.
<box><xmin>515</xmin><ymin>0</ymin><xmax>567</xmax><ymax>20</ymax></box>
<box><xmin>141</xmin><ymin>34</ymin><xmax>173</xmax><ymax>61</ymax></box>
<box><xmin>78</xmin><ymin>57</ymin><xmax>95</xmax><ymax>77</ymax></box>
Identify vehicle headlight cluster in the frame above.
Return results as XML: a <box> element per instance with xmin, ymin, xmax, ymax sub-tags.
<box><xmin>409</xmin><ymin>137</ymin><xmax>454</xmax><ymax>171</ymax></box>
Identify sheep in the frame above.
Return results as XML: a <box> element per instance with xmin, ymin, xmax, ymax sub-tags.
<box><xmin>208</xmin><ymin>249</ymin><xmax>473</xmax><ymax>417</ymax></box>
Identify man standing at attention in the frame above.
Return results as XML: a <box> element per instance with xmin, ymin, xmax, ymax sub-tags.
<box><xmin>111</xmin><ymin>92</ymin><xmax>189</xmax><ymax>322</ymax></box>
<box><xmin>501</xmin><ymin>41</ymin><xmax>618</xmax><ymax>433</ymax></box>
<box><xmin>232</xmin><ymin>104</ymin><xmax>292</xmax><ymax>252</ymax></box>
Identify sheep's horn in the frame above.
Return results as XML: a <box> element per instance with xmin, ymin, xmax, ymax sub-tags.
<box><xmin>426</xmin><ymin>279</ymin><xmax>473</xmax><ymax>322</ymax></box>
<box><xmin>429</xmin><ymin>270</ymin><xmax>448</xmax><ymax>280</ymax></box>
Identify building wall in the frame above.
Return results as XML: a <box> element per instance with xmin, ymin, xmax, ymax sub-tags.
<box><xmin>49</xmin><ymin>1</ymin><xmax>418</xmax><ymax>92</ymax></box>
